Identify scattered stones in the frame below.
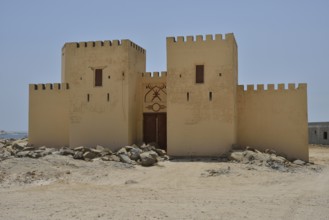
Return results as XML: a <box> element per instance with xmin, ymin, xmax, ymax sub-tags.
<box><xmin>202</xmin><ymin>167</ymin><xmax>231</xmax><ymax>177</ymax></box>
<box><xmin>227</xmin><ymin>148</ymin><xmax>310</xmax><ymax>172</ymax></box>
<box><xmin>125</xmin><ymin>179</ymin><xmax>138</xmax><ymax>184</ymax></box>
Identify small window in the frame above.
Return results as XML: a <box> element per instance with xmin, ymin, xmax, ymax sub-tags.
<box><xmin>95</xmin><ymin>69</ymin><xmax>103</xmax><ymax>87</ymax></box>
<box><xmin>87</xmin><ymin>94</ymin><xmax>90</xmax><ymax>102</ymax></box>
<box><xmin>324</xmin><ymin>132</ymin><xmax>328</xmax><ymax>140</ymax></box>
<box><xmin>209</xmin><ymin>92</ymin><xmax>212</xmax><ymax>101</ymax></box>
<box><xmin>107</xmin><ymin>93</ymin><xmax>110</xmax><ymax>102</ymax></box>
<box><xmin>187</xmin><ymin>92</ymin><xmax>189</xmax><ymax>101</ymax></box>
<box><xmin>196</xmin><ymin>65</ymin><xmax>204</xmax><ymax>84</ymax></box>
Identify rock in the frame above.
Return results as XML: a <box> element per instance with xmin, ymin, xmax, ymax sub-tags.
<box><xmin>245</xmin><ymin>146</ymin><xmax>256</xmax><ymax>152</ymax></box>
<box><xmin>95</xmin><ymin>145</ymin><xmax>105</xmax><ymax>151</ymax></box>
<box><xmin>12</xmin><ymin>143</ymin><xmax>25</xmax><ymax>151</ymax></box>
<box><xmin>125</xmin><ymin>180</ymin><xmax>138</xmax><ymax>184</ymax></box>
<box><xmin>293</xmin><ymin>159</ymin><xmax>306</xmax><ymax>165</ymax></box>
<box><xmin>118</xmin><ymin>154</ymin><xmax>135</xmax><ymax>164</ymax></box>
<box><xmin>16</xmin><ymin>151</ymin><xmax>30</xmax><ymax>157</ymax></box>
<box><xmin>154</xmin><ymin>148</ymin><xmax>166</xmax><ymax>156</ymax></box>
<box><xmin>59</xmin><ymin>148</ymin><xmax>75</xmax><ymax>156</ymax></box>
<box><xmin>73</xmin><ymin>151</ymin><xmax>84</xmax><ymax>160</ymax></box>
<box><xmin>229</xmin><ymin>151</ymin><xmax>245</xmax><ymax>162</ymax></box>
<box><xmin>140</xmin><ymin>143</ymin><xmax>153</xmax><ymax>152</ymax></box>
<box><xmin>22</xmin><ymin>146</ymin><xmax>36</xmax><ymax>151</ymax></box>
<box><xmin>110</xmin><ymin>154</ymin><xmax>121</xmax><ymax>162</ymax></box>
<box><xmin>124</xmin><ymin>146</ymin><xmax>134</xmax><ymax>152</ymax></box>
<box><xmin>129</xmin><ymin>147</ymin><xmax>143</xmax><ymax>161</ymax></box>
<box><xmin>74</xmin><ymin>146</ymin><xmax>89</xmax><ymax>152</ymax></box>
<box><xmin>0</xmin><ymin>149</ymin><xmax>11</xmax><ymax>158</ymax></box>
<box><xmin>140</xmin><ymin>152</ymin><xmax>157</xmax><ymax>166</ymax></box>
<box><xmin>28</xmin><ymin>152</ymin><xmax>43</xmax><ymax>158</ymax></box>
<box><xmin>90</xmin><ymin>148</ymin><xmax>102</xmax><ymax>156</ymax></box>
<box><xmin>83</xmin><ymin>151</ymin><xmax>99</xmax><ymax>160</ymax></box>
<box><xmin>265</xmin><ymin>149</ymin><xmax>277</xmax><ymax>155</ymax></box>
<box><xmin>39</xmin><ymin>146</ymin><xmax>47</xmax><ymax>150</ymax></box>
<box><xmin>117</xmin><ymin>147</ymin><xmax>128</xmax><ymax>155</ymax></box>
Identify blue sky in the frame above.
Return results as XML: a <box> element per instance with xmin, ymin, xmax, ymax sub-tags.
<box><xmin>0</xmin><ymin>0</ymin><xmax>328</xmax><ymax>131</ymax></box>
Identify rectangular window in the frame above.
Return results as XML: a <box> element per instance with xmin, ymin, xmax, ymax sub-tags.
<box><xmin>196</xmin><ymin>65</ymin><xmax>204</xmax><ymax>84</ymax></box>
<box><xmin>95</xmin><ymin>69</ymin><xmax>103</xmax><ymax>87</ymax></box>
<box><xmin>324</xmin><ymin>132</ymin><xmax>328</xmax><ymax>140</ymax></box>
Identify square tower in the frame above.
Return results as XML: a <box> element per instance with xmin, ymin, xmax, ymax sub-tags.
<box><xmin>166</xmin><ymin>34</ymin><xmax>238</xmax><ymax>156</ymax></box>
<box><xmin>61</xmin><ymin>40</ymin><xmax>146</xmax><ymax>148</ymax></box>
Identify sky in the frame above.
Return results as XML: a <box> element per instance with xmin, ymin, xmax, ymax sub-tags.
<box><xmin>0</xmin><ymin>0</ymin><xmax>329</xmax><ymax>131</ymax></box>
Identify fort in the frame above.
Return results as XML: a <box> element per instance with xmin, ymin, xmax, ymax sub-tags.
<box><xmin>29</xmin><ymin>33</ymin><xmax>309</xmax><ymax>161</ymax></box>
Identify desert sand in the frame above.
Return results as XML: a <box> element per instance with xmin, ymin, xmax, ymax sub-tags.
<box><xmin>0</xmin><ymin>145</ymin><xmax>329</xmax><ymax>220</ymax></box>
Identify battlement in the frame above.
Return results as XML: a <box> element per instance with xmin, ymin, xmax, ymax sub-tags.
<box><xmin>238</xmin><ymin>83</ymin><xmax>307</xmax><ymax>93</ymax></box>
<box><xmin>166</xmin><ymin>33</ymin><xmax>235</xmax><ymax>44</ymax></box>
<box><xmin>141</xmin><ymin>71</ymin><xmax>167</xmax><ymax>78</ymax></box>
<box><xmin>63</xmin><ymin>39</ymin><xmax>145</xmax><ymax>54</ymax></box>
<box><xmin>29</xmin><ymin>83</ymin><xmax>70</xmax><ymax>91</ymax></box>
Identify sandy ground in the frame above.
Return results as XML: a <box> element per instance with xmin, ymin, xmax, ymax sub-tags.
<box><xmin>0</xmin><ymin>145</ymin><xmax>329</xmax><ymax>220</ymax></box>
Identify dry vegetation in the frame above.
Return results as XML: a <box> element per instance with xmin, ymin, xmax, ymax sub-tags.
<box><xmin>0</xmin><ymin>143</ymin><xmax>328</xmax><ymax>220</ymax></box>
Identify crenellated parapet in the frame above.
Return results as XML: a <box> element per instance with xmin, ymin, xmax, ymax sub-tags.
<box><xmin>166</xmin><ymin>33</ymin><xmax>235</xmax><ymax>45</ymax></box>
<box><xmin>29</xmin><ymin>83</ymin><xmax>70</xmax><ymax>91</ymax></box>
<box><xmin>238</xmin><ymin>83</ymin><xmax>307</xmax><ymax>93</ymax></box>
<box><xmin>140</xmin><ymin>72</ymin><xmax>167</xmax><ymax>83</ymax></box>
<box><xmin>62</xmin><ymin>39</ymin><xmax>145</xmax><ymax>54</ymax></box>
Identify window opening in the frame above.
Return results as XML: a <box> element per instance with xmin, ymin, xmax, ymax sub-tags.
<box><xmin>209</xmin><ymin>92</ymin><xmax>212</xmax><ymax>101</ymax></box>
<box><xmin>324</xmin><ymin>132</ymin><xmax>328</xmax><ymax>140</ymax></box>
<box><xmin>107</xmin><ymin>93</ymin><xmax>110</xmax><ymax>102</ymax></box>
<box><xmin>196</xmin><ymin>65</ymin><xmax>204</xmax><ymax>83</ymax></box>
<box><xmin>95</xmin><ymin>69</ymin><xmax>103</xmax><ymax>87</ymax></box>
<box><xmin>87</xmin><ymin>94</ymin><xmax>90</xmax><ymax>102</ymax></box>
<box><xmin>187</xmin><ymin>92</ymin><xmax>190</xmax><ymax>101</ymax></box>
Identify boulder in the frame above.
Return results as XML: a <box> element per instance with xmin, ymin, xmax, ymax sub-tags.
<box><xmin>124</xmin><ymin>146</ymin><xmax>134</xmax><ymax>152</ymax></box>
<box><xmin>140</xmin><ymin>152</ymin><xmax>157</xmax><ymax>166</ymax></box>
<box><xmin>129</xmin><ymin>147</ymin><xmax>143</xmax><ymax>161</ymax></box>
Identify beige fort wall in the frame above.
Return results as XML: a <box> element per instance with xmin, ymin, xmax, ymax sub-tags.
<box><xmin>237</xmin><ymin>83</ymin><xmax>308</xmax><ymax>161</ymax></box>
<box><xmin>61</xmin><ymin>40</ymin><xmax>145</xmax><ymax>149</ymax></box>
<box><xmin>136</xmin><ymin>72</ymin><xmax>167</xmax><ymax>143</ymax></box>
<box><xmin>166</xmin><ymin>34</ymin><xmax>238</xmax><ymax>156</ymax></box>
<box><xmin>29</xmin><ymin>83</ymin><xmax>69</xmax><ymax>148</ymax></box>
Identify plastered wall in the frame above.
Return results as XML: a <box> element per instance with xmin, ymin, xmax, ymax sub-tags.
<box><xmin>29</xmin><ymin>83</ymin><xmax>69</xmax><ymax>147</ymax></box>
<box><xmin>61</xmin><ymin>40</ymin><xmax>145</xmax><ymax>149</ymax></box>
<box><xmin>166</xmin><ymin>34</ymin><xmax>238</xmax><ymax>156</ymax></box>
<box><xmin>237</xmin><ymin>84</ymin><xmax>308</xmax><ymax>161</ymax></box>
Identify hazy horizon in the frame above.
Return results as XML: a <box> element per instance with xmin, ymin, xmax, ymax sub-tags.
<box><xmin>1</xmin><ymin>0</ymin><xmax>329</xmax><ymax>131</ymax></box>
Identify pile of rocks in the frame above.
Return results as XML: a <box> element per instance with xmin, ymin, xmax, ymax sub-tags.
<box><xmin>0</xmin><ymin>138</ymin><xmax>169</xmax><ymax>167</ymax></box>
<box><xmin>0</xmin><ymin>138</ymin><xmax>54</xmax><ymax>160</ymax></box>
<box><xmin>228</xmin><ymin>147</ymin><xmax>309</xmax><ymax>172</ymax></box>
<box><xmin>59</xmin><ymin>144</ymin><xmax>169</xmax><ymax>166</ymax></box>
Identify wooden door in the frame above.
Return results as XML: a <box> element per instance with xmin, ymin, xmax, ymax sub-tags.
<box><xmin>143</xmin><ymin>113</ymin><xmax>167</xmax><ymax>150</ymax></box>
